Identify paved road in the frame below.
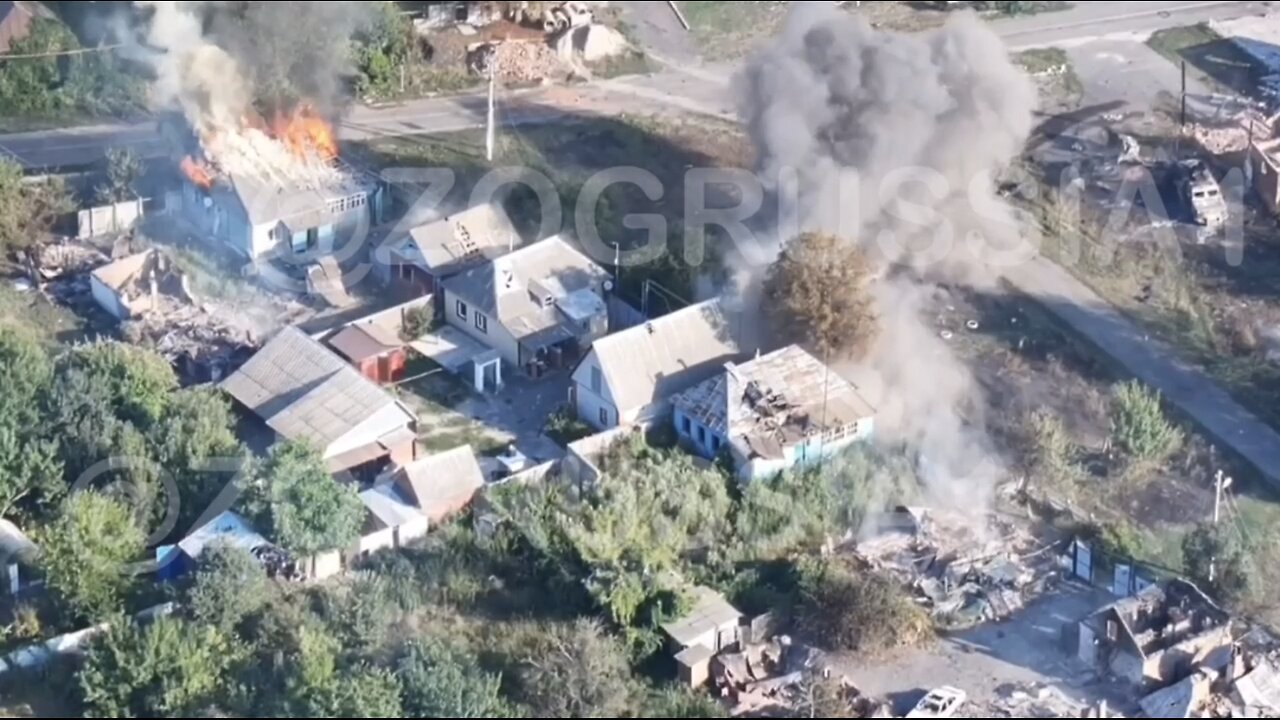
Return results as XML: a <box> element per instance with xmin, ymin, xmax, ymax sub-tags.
<box><xmin>3</xmin><ymin>0</ymin><xmax>1262</xmax><ymax>171</ymax></box>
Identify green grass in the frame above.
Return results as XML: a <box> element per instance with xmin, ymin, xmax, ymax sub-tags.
<box><xmin>0</xmin><ymin>282</ymin><xmax>86</xmax><ymax>345</ymax></box>
<box><xmin>677</xmin><ymin>1</ymin><xmax>787</xmax><ymax>61</ymax></box>
<box><xmin>1015</xmin><ymin>47</ymin><xmax>1070</xmax><ymax>75</ymax></box>
<box><xmin>590</xmin><ymin>50</ymin><xmax>656</xmax><ymax>80</ymax></box>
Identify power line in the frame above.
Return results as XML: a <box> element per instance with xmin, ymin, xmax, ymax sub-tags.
<box><xmin>0</xmin><ymin>43</ymin><xmax>126</xmax><ymax>61</ymax></box>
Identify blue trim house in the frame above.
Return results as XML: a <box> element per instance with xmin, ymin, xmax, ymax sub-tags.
<box><xmin>672</xmin><ymin>345</ymin><xmax>875</xmax><ymax>482</ymax></box>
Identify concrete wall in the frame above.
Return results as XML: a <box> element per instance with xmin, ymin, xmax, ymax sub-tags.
<box><xmin>1149</xmin><ymin>626</ymin><xmax>1234</xmax><ymax>686</ymax></box>
<box><xmin>444</xmin><ymin>287</ymin><xmax>520</xmax><ymax>367</ymax></box>
<box><xmin>77</xmin><ymin>199</ymin><xmax>144</xmax><ymax>240</ymax></box>
<box><xmin>90</xmin><ymin>276</ymin><xmax>131</xmax><ymax>321</ymax></box>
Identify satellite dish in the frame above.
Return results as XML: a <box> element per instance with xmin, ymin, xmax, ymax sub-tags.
<box><xmin>603</xmin><ymin>279</ymin><xmax>614</xmax><ymax>292</ymax></box>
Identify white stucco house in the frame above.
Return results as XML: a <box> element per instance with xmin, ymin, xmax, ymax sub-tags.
<box><xmin>671</xmin><ymin>345</ymin><xmax>876</xmax><ymax>481</ymax></box>
<box><xmin>571</xmin><ymin>299</ymin><xmax>744</xmax><ymax>431</ymax></box>
<box><xmin>440</xmin><ymin>235</ymin><xmax>611</xmax><ymax>378</ymax></box>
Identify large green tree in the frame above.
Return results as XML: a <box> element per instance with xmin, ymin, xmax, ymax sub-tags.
<box><xmin>0</xmin><ymin>329</ymin><xmax>62</xmax><ymax>521</ymax></box>
<box><xmin>78</xmin><ymin>617</ymin><xmax>243</xmax><ymax>717</ymax></box>
<box><xmin>35</xmin><ymin>492</ymin><xmax>145</xmax><ymax>621</ymax></box>
<box><xmin>261</xmin><ymin>441</ymin><xmax>363</xmax><ymax>557</ymax></box>
<box><xmin>0</xmin><ymin>158</ymin><xmax>74</xmax><ymax>261</ymax></box>
<box><xmin>1183</xmin><ymin>522</ymin><xmax>1252</xmax><ymax>604</ymax></box>
<box><xmin>514</xmin><ymin>619</ymin><xmax>638</xmax><ymax>719</ymax></box>
<box><xmin>763</xmin><ymin>231</ymin><xmax>879</xmax><ymax>360</ymax></box>
<box><xmin>185</xmin><ymin>542</ymin><xmax>276</xmax><ymax>632</ymax></box>
<box><xmin>352</xmin><ymin>0</ymin><xmax>414</xmax><ymax>99</ymax></box>
<box><xmin>94</xmin><ymin>148</ymin><xmax>144</xmax><ymax>205</ymax></box>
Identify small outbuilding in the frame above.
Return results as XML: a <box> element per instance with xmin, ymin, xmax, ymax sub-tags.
<box><xmin>661</xmin><ymin>586</ymin><xmax>743</xmax><ymax>687</ymax></box>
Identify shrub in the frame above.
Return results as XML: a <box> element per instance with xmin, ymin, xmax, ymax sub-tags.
<box><xmin>796</xmin><ymin>560</ymin><xmax>932</xmax><ymax>654</ymax></box>
<box><xmin>1182</xmin><ymin>522</ymin><xmax>1252</xmax><ymax>603</ymax></box>
<box><xmin>401</xmin><ymin>305</ymin><xmax>434</xmax><ymax>341</ymax></box>
<box><xmin>1110</xmin><ymin>380</ymin><xmax>1183</xmax><ymax>462</ymax></box>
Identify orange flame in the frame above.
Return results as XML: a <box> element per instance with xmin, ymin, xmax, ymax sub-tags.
<box><xmin>269</xmin><ymin>104</ymin><xmax>338</xmax><ymax>162</ymax></box>
<box><xmin>180</xmin><ymin>155</ymin><xmax>214</xmax><ymax>190</ymax></box>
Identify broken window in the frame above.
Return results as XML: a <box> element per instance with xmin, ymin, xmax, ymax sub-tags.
<box><xmin>456</xmin><ymin>300</ymin><xmax>468</xmax><ymax>320</ymax></box>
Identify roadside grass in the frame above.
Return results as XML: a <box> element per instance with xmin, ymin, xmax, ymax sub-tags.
<box><xmin>589</xmin><ymin>49</ymin><xmax>656</xmax><ymax>80</ymax></box>
<box><xmin>677</xmin><ymin>1</ymin><xmax>787</xmax><ymax>60</ymax></box>
<box><xmin>1147</xmin><ymin>24</ymin><xmax>1259</xmax><ymax>97</ymax></box>
<box><xmin>1015</xmin><ymin>47</ymin><xmax>1072</xmax><ymax>75</ymax></box>
<box><xmin>0</xmin><ymin>282</ymin><xmax>86</xmax><ymax>345</ymax></box>
<box><xmin>1015</xmin><ymin>47</ymin><xmax>1083</xmax><ymax>110</ymax></box>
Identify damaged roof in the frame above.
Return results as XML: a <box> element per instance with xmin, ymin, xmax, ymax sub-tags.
<box><xmin>441</xmin><ymin>235</ymin><xmax>609</xmax><ymax>339</ymax></box>
<box><xmin>393</xmin><ymin>445</ymin><xmax>486</xmax><ymax>521</ymax></box>
<box><xmin>661</xmin><ymin>586</ymin><xmax>743</xmax><ymax>648</ymax></box>
<box><xmin>587</xmin><ymin>299</ymin><xmax>744</xmax><ymax>413</ymax></box>
<box><xmin>221</xmin><ymin>326</ymin><xmax>409</xmax><ymax>451</ymax></box>
<box><xmin>90</xmin><ymin>249</ymin><xmax>159</xmax><ymax>291</ymax></box>
<box><xmin>674</xmin><ymin>345</ymin><xmax>875</xmax><ymax>459</ymax></box>
<box><xmin>406</xmin><ymin>203</ymin><xmax>520</xmax><ymax>276</ymax></box>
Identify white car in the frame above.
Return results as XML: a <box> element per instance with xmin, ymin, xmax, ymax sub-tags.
<box><xmin>906</xmin><ymin>687</ymin><xmax>968</xmax><ymax>718</ymax></box>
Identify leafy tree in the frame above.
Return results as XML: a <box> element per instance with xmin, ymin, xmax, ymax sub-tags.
<box><xmin>272</xmin><ymin>625</ymin><xmax>402</xmax><ymax>718</ymax></box>
<box><xmin>95</xmin><ymin>148</ymin><xmax>144</xmax><ymax>205</ymax></box>
<box><xmin>329</xmin><ymin>667</ymin><xmax>403</xmax><ymax>718</ymax></box>
<box><xmin>796</xmin><ymin>559</ymin><xmax>932</xmax><ymax>654</ymax></box>
<box><xmin>1109</xmin><ymin>380</ymin><xmax>1183</xmax><ymax>462</ymax></box>
<box><xmin>0</xmin><ymin>19</ymin><xmax>77</xmax><ymax>114</ymax></box>
<box><xmin>261</xmin><ymin>441</ymin><xmax>363</xmax><ymax>557</ymax></box>
<box><xmin>78</xmin><ymin>617</ymin><xmax>243</xmax><ymax>717</ymax></box>
<box><xmin>353</xmin><ymin>0</ymin><xmax>414</xmax><ymax>99</ymax></box>
<box><xmin>763</xmin><ymin>232</ymin><xmax>879</xmax><ymax>360</ymax></box>
<box><xmin>316</xmin><ymin>574</ymin><xmax>397</xmax><ymax>657</ymax></box>
<box><xmin>151</xmin><ymin>387</ymin><xmax>247</xmax><ymax>529</ymax></box>
<box><xmin>186</xmin><ymin>542</ymin><xmax>275</xmax><ymax>632</ymax></box>
<box><xmin>794</xmin><ymin>675</ymin><xmax>859</xmax><ymax>719</ymax></box>
<box><xmin>0</xmin><ymin>328</ymin><xmax>62</xmax><ymax>521</ymax></box>
<box><xmin>398</xmin><ymin>639</ymin><xmax>514</xmax><ymax>718</ymax></box>
<box><xmin>514</xmin><ymin>619</ymin><xmax>638</xmax><ymax>718</ymax></box>
<box><xmin>1182</xmin><ymin>522</ymin><xmax>1251</xmax><ymax>603</ymax></box>
<box><xmin>62</xmin><ymin>342</ymin><xmax>177</xmax><ymax>428</ymax></box>
<box><xmin>0</xmin><ymin>158</ymin><xmax>74</xmax><ymax>260</ymax></box>
<box><xmin>35</xmin><ymin>492</ymin><xmax>145</xmax><ymax>621</ymax></box>
<box><xmin>1025</xmin><ymin>408</ymin><xmax>1082</xmax><ymax>489</ymax></box>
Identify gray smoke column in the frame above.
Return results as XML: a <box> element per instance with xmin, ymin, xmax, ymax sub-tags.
<box><xmin>735</xmin><ymin>5</ymin><xmax>1037</xmax><ymax>515</ymax></box>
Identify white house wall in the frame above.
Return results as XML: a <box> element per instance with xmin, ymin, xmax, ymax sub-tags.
<box><xmin>573</xmin><ymin>352</ymin><xmax>621</xmax><ymax>430</ymax></box>
<box><xmin>443</xmin><ymin>288</ymin><xmax>521</xmax><ymax>367</ymax></box>
<box><xmin>89</xmin><ymin>277</ymin><xmax>130</xmax><ymax>321</ymax></box>
<box><xmin>324</xmin><ymin>403</ymin><xmax>416</xmax><ymax>460</ymax></box>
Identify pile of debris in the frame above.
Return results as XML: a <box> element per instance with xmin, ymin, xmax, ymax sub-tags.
<box><xmin>713</xmin><ymin>637</ymin><xmax>891</xmax><ymax>718</ymax></box>
<box><xmin>854</xmin><ymin>508</ymin><xmax>1050</xmax><ymax>629</ymax></box>
<box><xmin>469</xmin><ymin>39</ymin><xmax>572</xmax><ymax>83</ymax></box>
<box><xmin>987</xmin><ymin>684</ymin><xmax>1117</xmax><ymax>718</ymax></box>
<box><xmin>121</xmin><ymin>303</ymin><xmax>257</xmax><ymax>384</ymax></box>
<box><xmin>1188</xmin><ymin>108</ymin><xmax>1280</xmax><ymax>155</ymax></box>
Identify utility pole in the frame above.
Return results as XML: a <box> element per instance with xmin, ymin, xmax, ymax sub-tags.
<box><xmin>486</xmin><ymin>62</ymin><xmax>497</xmax><ymax>163</ymax></box>
<box><xmin>1181</xmin><ymin>61</ymin><xmax>1188</xmax><ymax>128</ymax></box>
<box><xmin>1209</xmin><ymin>470</ymin><xmax>1233</xmax><ymax>582</ymax></box>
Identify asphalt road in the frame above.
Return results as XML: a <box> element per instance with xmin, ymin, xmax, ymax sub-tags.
<box><xmin>3</xmin><ymin>0</ymin><xmax>1264</xmax><ymax>171</ymax></box>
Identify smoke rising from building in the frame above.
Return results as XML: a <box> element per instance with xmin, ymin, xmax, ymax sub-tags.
<box><xmin>736</xmin><ymin>5</ymin><xmax>1038</xmax><ymax>512</ymax></box>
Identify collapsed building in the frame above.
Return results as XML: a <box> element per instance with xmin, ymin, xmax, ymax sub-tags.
<box><xmin>1077</xmin><ymin>579</ymin><xmax>1233</xmax><ymax>691</ymax></box>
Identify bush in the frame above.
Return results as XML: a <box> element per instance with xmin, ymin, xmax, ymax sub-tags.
<box><xmin>1182</xmin><ymin>522</ymin><xmax>1252</xmax><ymax>603</ymax></box>
<box><xmin>796</xmin><ymin>560</ymin><xmax>932</xmax><ymax>655</ymax></box>
<box><xmin>1110</xmin><ymin>380</ymin><xmax>1183</xmax><ymax>462</ymax></box>
<box><xmin>1026</xmin><ymin>408</ymin><xmax>1082</xmax><ymax>488</ymax></box>
<box><xmin>401</xmin><ymin>305</ymin><xmax>434</xmax><ymax>341</ymax></box>
<box><xmin>185</xmin><ymin>542</ymin><xmax>275</xmax><ymax>632</ymax></box>
<box><xmin>544</xmin><ymin>406</ymin><xmax>594</xmax><ymax>446</ymax></box>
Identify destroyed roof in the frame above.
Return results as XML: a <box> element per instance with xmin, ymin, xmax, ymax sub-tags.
<box><xmin>406</xmin><ymin>203</ymin><xmax>519</xmax><ymax>275</ymax></box>
<box><xmin>215</xmin><ymin>163</ymin><xmax>373</xmax><ymax>229</ymax></box>
<box><xmin>1140</xmin><ymin>672</ymin><xmax>1208</xmax><ymax>718</ymax></box>
<box><xmin>1086</xmin><ymin>579</ymin><xmax>1229</xmax><ymax>657</ymax></box>
<box><xmin>674</xmin><ymin>345</ymin><xmax>875</xmax><ymax>458</ymax></box>
<box><xmin>90</xmin><ymin>249</ymin><xmax>157</xmax><ymax>291</ymax></box>
<box><xmin>177</xmin><ymin>511</ymin><xmax>270</xmax><ymax>560</ymax></box>
<box><xmin>328</xmin><ymin>323</ymin><xmax>401</xmax><ymax>363</ymax></box>
<box><xmin>587</xmin><ymin>299</ymin><xmax>744</xmax><ymax>413</ymax></box>
<box><xmin>221</xmin><ymin>326</ymin><xmax>409</xmax><ymax>450</ymax></box>
<box><xmin>393</xmin><ymin>445</ymin><xmax>486</xmax><ymax>519</ymax></box>
<box><xmin>1236</xmin><ymin>662</ymin><xmax>1280</xmax><ymax>713</ymax></box>
<box><xmin>661</xmin><ymin>586</ymin><xmax>743</xmax><ymax>648</ymax></box>
<box><xmin>440</xmin><ymin>235</ymin><xmax>609</xmax><ymax>338</ymax></box>
<box><xmin>360</xmin><ymin>484</ymin><xmax>424</xmax><ymax>531</ymax></box>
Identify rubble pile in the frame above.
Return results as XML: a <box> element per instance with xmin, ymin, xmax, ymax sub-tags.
<box><xmin>854</xmin><ymin>508</ymin><xmax>1051</xmax><ymax>630</ymax></box>
<box><xmin>31</xmin><ymin>241</ymin><xmax>109</xmax><ymax>282</ymax></box>
<box><xmin>470</xmin><ymin>39</ymin><xmax>571</xmax><ymax>83</ymax></box>
<box><xmin>1188</xmin><ymin>108</ymin><xmax>1280</xmax><ymax>155</ymax></box>
<box><xmin>986</xmin><ymin>684</ymin><xmax>1114</xmax><ymax>718</ymax></box>
<box><xmin>712</xmin><ymin>638</ymin><xmax>891</xmax><ymax>718</ymax></box>
<box><xmin>121</xmin><ymin>304</ymin><xmax>257</xmax><ymax>384</ymax></box>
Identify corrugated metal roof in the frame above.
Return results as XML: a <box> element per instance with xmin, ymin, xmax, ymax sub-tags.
<box><xmin>221</xmin><ymin>326</ymin><xmax>406</xmax><ymax>450</ymax></box>
<box><xmin>328</xmin><ymin>324</ymin><xmax>399</xmax><ymax>363</ymax></box>
<box><xmin>661</xmin><ymin>586</ymin><xmax>742</xmax><ymax>648</ymax></box>
<box><xmin>408</xmin><ymin>203</ymin><xmax>519</xmax><ymax>276</ymax></box>
<box><xmin>440</xmin><ymin>235</ymin><xmax>609</xmax><ymax>339</ymax></box>
<box><xmin>589</xmin><ymin>299</ymin><xmax>743</xmax><ymax>414</ymax></box>
<box><xmin>394</xmin><ymin>445</ymin><xmax>485</xmax><ymax>520</ymax></box>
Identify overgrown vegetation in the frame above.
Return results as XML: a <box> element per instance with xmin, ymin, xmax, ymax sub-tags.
<box><xmin>93</xmin><ymin>148</ymin><xmax>143</xmax><ymax>205</ymax></box>
<box><xmin>544</xmin><ymin>406</ymin><xmax>594</xmax><ymax>446</ymax></box>
<box><xmin>795</xmin><ymin>558</ymin><xmax>933</xmax><ymax>655</ymax></box>
<box><xmin>400</xmin><ymin>305</ymin><xmax>433</xmax><ymax>341</ymax></box>
<box><xmin>0</xmin><ymin>157</ymin><xmax>75</xmax><ymax>263</ymax></box>
<box><xmin>1182</xmin><ymin>522</ymin><xmax>1252</xmax><ymax>603</ymax></box>
<box><xmin>0</xmin><ymin>18</ymin><xmax>147</xmax><ymax>128</ymax></box>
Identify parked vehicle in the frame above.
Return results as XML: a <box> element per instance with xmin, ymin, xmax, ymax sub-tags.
<box><xmin>907</xmin><ymin>687</ymin><xmax>968</xmax><ymax>718</ymax></box>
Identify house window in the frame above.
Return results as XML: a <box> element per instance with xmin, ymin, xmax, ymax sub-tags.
<box><xmin>591</xmin><ymin>367</ymin><xmax>603</xmax><ymax>394</ymax></box>
<box><xmin>711</xmin><ymin>435</ymin><xmax>721</xmax><ymax>452</ymax></box>
<box><xmin>697</xmin><ymin>426</ymin><xmax>706</xmax><ymax>446</ymax></box>
<box><xmin>680</xmin><ymin>415</ymin><xmax>691</xmax><ymax>436</ymax></box>
<box><xmin>599</xmin><ymin>407</ymin><xmax>610</xmax><ymax>426</ymax></box>
<box><xmin>456</xmin><ymin>300</ymin><xmax>468</xmax><ymax>320</ymax></box>
<box><xmin>475</xmin><ymin>312</ymin><xmax>488</xmax><ymax>334</ymax></box>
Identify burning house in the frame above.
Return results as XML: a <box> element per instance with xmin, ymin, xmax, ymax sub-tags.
<box><xmin>170</xmin><ymin>107</ymin><xmax>384</xmax><ymax>263</ymax></box>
